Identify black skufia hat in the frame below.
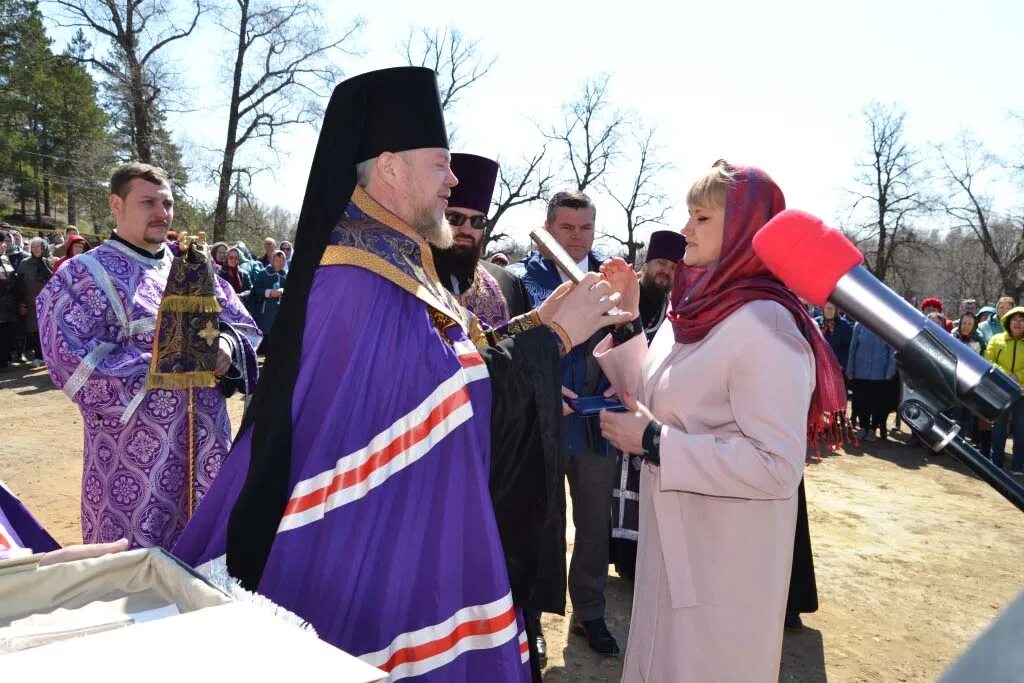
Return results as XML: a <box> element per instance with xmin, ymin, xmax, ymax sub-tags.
<box><xmin>227</xmin><ymin>67</ymin><xmax>448</xmax><ymax>589</ymax></box>
<box><xmin>448</xmin><ymin>153</ymin><xmax>499</xmax><ymax>214</ymax></box>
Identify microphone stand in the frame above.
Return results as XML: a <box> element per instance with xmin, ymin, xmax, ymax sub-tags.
<box><xmin>892</xmin><ymin>329</ymin><xmax>1024</xmax><ymax>513</ymax></box>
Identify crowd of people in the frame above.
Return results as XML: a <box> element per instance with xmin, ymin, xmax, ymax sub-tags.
<box><xmin>815</xmin><ymin>292</ymin><xmax>1024</xmax><ymax>472</ymax></box>
<box><xmin>1</xmin><ymin>65</ymin><xmax>1022</xmax><ymax>683</ymax></box>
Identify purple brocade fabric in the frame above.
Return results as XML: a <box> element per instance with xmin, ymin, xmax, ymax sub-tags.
<box><xmin>36</xmin><ymin>240</ymin><xmax>262</xmax><ymax>550</ymax></box>
<box><xmin>461</xmin><ymin>264</ymin><xmax>510</xmax><ymax>328</ymax></box>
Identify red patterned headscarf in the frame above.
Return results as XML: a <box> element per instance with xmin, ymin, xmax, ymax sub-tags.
<box><xmin>667</xmin><ymin>164</ymin><xmax>846</xmax><ymax>445</ymax></box>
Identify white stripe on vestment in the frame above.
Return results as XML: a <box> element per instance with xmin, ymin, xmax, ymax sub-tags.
<box><xmin>452</xmin><ymin>339</ymin><xmax>477</xmax><ymax>356</ymax></box>
<box><xmin>129</xmin><ymin>316</ymin><xmax>157</xmax><ymax>335</ymax></box>
<box><xmin>63</xmin><ymin>342</ymin><xmax>117</xmax><ymax>401</ymax></box>
<box><xmin>120</xmin><ymin>388</ymin><xmax>148</xmax><ymax>425</ymax></box>
<box><xmin>77</xmin><ymin>253</ymin><xmax>130</xmax><ymax>333</ymax></box>
<box><xmin>611</xmin><ymin>528</ymin><xmax>639</xmax><ymax>541</ymax></box>
<box><xmin>288</xmin><ymin>369</ymin><xmax>471</xmax><ymax>498</ymax></box>
<box><xmin>518</xmin><ymin>629</ymin><xmax>529</xmax><ymax>664</ymax></box>
<box><xmin>462</xmin><ymin>362</ymin><xmax>489</xmax><ymax>383</ymax></box>
<box><xmin>359</xmin><ymin>592</ymin><xmax>517</xmax><ymax>679</ymax></box>
<box><xmin>278</xmin><ymin>400</ymin><xmax>475</xmax><ymax>532</ymax></box>
<box><xmin>279</xmin><ymin>367</ymin><xmax>485</xmax><ymax>532</ymax></box>
<box><xmin>612</xmin><ymin>488</ymin><xmax>640</xmax><ymax>502</ymax></box>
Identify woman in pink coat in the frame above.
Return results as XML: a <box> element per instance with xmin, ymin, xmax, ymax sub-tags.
<box><xmin>597</xmin><ymin>162</ymin><xmax>846</xmax><ymax>682</ymax></box>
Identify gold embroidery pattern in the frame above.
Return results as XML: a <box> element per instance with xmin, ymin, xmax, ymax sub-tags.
<box><xmin>321</xmin><ymin>188</ymin><xmax>474</xmax><ymax>333</ymax></box>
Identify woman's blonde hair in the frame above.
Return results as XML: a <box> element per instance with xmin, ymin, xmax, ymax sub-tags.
<box><xmin>686</xmin><ymin>159</ymin><xmax>735</xmax><ymax>209</ymax></box>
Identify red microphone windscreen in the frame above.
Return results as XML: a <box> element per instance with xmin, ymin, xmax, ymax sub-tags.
<box><xmin>752</xmin><ymin>209</ymin><xmax>865</xmax><ymax>307</ymax></box>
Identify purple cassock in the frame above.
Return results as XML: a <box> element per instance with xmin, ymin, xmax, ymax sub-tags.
<box><xmin>174</xmin><ymin>188</ymin><xmax>531</xmax><ymax>681</ymax></box>
<box><xmin>0</xmin><ymin>481</ymin><xmax>60</xmax><ymax>559</ymax></box>
<box><xmin>36</xmin><ymin>237</ymin><xmax>261</xmax><ymax>550</ymax></box>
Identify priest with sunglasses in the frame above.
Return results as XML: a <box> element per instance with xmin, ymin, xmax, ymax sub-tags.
<box><xmin>433</xmin><ymin>153</ymin><xmax>531</xmax><ymax>326</ymax></box>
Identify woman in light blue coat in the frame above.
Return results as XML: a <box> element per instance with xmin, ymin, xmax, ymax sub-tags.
<box><xmin>847</xmin><ymin>322</ymin><xmax>897</xmax><ymax>441</ymax></box>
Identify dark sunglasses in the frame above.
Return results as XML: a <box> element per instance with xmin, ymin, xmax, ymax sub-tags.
<box><xmin>446</xmin><ymin>211</ymin><xmax>487</xmax><ymax>230</ymax></box>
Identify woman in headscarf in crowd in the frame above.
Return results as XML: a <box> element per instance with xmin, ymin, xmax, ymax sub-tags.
<box><xmin>595</xmin><ymin>161</ymin><xmax>846</xmax><ymax>682</ymax></box>
<box><xmin>53</xmin><ymin>234</ymin><xmax>90</xmax><ymax>272</ymax></box>
<box><xmin>15</xmin><ymin>237</ymin><xmax>54</xmax><ymax>366</ymax></box>
<box><xmin>250</xmin><ymin>249</ymin><xmax>287</xmax><ymax>350</ymax></box>
<box><xmin>216</xmin><ymin>247</ymin><xmax>253</xmax><ymax>307</ymax></box>
<box><xmin>211</xmin><ymin>242</ymin><xmax>229</xmax><ymax>269</ymax></box>
<box><xmin>279</xmin><ymin>240</ymin><xmax>293</xmax><ymax>267</ymax></box>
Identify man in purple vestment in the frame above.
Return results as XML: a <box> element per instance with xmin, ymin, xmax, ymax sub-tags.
<box><xmin>172</xmin><ymin>67</ymin><xmax>626</xmax><ymax>682</ymax></box>
<box><xmin>36</xmin><ymin>163</ymin><xmax>261</xmax><ymax>551</ymax></box>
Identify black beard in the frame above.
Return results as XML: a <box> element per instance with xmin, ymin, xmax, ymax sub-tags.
<box><xmin>432</xmin><ymin>243</ymin><xmax>480</xmax><ymax>290</ymax></box>
<box><xmin>641</xmin><ymin>270</ymin><xmax>672</xmax><ymax>295</ymax></box>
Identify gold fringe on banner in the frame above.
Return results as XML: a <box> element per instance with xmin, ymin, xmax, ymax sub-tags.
<box><xmin>145</xmin><ymin>370</ymin><xmax>218</xmax><ymax>391</ymax></box>
<box><xmin>157</xmin><ymin>295</ymin><xmax>223</xmax><ymax>314</ymax></box>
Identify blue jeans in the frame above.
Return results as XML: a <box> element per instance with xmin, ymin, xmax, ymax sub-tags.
<box><xmin>989</xmin><ymin>395</ymin><xmax>1024</xmax><ymax>470</ymax></box>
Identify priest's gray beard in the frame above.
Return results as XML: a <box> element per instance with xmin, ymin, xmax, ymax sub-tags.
<box><xmin>412</xmin><ymin>211</ymin><xmax>453</xmax><ymax>249</ymax></box>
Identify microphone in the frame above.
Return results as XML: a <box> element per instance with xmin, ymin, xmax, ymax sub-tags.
<box><xmin>752</xmin><ymin>209</ymin><xmax>1019</xmax><ymax>422</ymax></box>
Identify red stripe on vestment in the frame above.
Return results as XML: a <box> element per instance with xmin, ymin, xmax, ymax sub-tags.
<box><xmin>283</xmin><ymin>387</ymin><xmax>471</xmax><ymax>517</ymax></box>
<box><xmin>458</xmin><ymin>353</ymin><xmax>485</xmax><ymax>369</ymax></box>
<box><xmin>378</xmin><ymin>606</ymin><xmax>518</xmax><ymax>673</ymax></box>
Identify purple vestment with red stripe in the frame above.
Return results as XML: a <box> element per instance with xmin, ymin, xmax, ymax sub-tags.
<box><xmin>174</xmin><ymin>192</ymin><xmax>530</xmax><ymax>681</ymax></box>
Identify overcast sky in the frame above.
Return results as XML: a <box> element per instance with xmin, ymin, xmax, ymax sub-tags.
<box><xmin>45</xmin><ymin>0</ymin><xmax>1024</xmax><ymax>249</ymax></box>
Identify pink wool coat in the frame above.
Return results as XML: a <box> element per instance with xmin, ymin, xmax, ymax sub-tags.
<box><xmin>595</xmin><ymin>300</ymin><xmax>815</xmax><ymax>682</ymax></box>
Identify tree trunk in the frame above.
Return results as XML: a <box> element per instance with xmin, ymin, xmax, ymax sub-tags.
<box><xmin>43</xmin><ymin>175</ymin><xmax>51</xmax><ymax>217</ymax></box>
<box><xmin>213</xmin><ymin>0</ymin><xmax>249</xmax><ymax>243</ymax></box>
<box><xmin>67</xmin><ymin>184</ymin><xmax>77</xmax><ymax>224</ymax></box>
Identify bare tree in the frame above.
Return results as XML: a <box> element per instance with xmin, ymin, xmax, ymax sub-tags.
<box><xmin>402</xmin><ymin>26</ymin><xmax>495</xmax><ymax>113</ymax></box>
<box><xmin>604</xmin><ymin>125</ymin><xmax>672</xmax><ymax>263</ymax></box>
<box><xmin>845</xmin><ymin>102</ymin><xmax>929</xmax><ymax>283</ymax></box>
<box><xmin>484</xmin><ymin>146</ymin><xmax>554</xmax><ymax>254</ymax></box>
<box><xmin>210</xmin><ymin>0</ymin><xmax>361</xmax><ymax>241</ymax></box>
<box><xmin>52</xmin><ymin>0</ymin><xmax>205</xmax><ymax>165</ymax></box>
<box><xmin>544</xmin><ymin>74</ymin><xmax>624</xmax><ymax>192</ymax></box>
<box><xmin>937</xmin><ymin>132</ymin><xmax>1024</xmax><ymax>300</ymax></box>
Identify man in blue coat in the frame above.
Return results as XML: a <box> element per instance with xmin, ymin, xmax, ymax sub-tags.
<box><xmin>509</xmin><ymin>191</ymin><xmax>620</xmax><ymax>658</ymax></box>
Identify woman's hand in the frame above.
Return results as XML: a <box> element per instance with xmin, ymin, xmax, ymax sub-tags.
<box><xmin>599</xmin><ymin>390</ymin><xmax>655</xmax><ymax>455</ymax></box>
<box><xmin>548</xmin><ymin>272</ymin><xmax>632</xmax><ymax>345</ymax></box>
<box><xmin>599</xmin><ymin>257</ymin><xmax>640</xmax><ymax>325</ymax></box>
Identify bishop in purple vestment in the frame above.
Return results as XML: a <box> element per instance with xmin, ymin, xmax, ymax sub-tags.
<box><xmin>173</xmin><ymin>67</ymin><xmax>625</xmax><ymax>682</ymax></box>
<box><xmin>36</xmin><ymin>163</ymin><xmax>261</xmax><ymax>551</ymax></box>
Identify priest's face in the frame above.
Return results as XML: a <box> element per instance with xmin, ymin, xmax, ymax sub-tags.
<box><xmin>110</xmin><ymin>178</ymin><xmax>174</xmax><ymax>251</ymax></box>
<box><xmin>399</xmin><ymin>148</ymin><xmax>457</xmax><ymax>248</ymax></box>
<box><xmin>446</xmin><ymin>206</ymin><xmax>485</xmax><ymax>256</ymax></box>
<box><xmin>641</xmin><ymin>258</ymin><xmax>675</xmax><ymax>294</ymax></box>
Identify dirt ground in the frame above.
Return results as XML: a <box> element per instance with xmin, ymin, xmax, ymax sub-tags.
<box><xmin>3</xmin><ymin>363</ymin><xmax>1023</xmax><ymax>682</ymax></box>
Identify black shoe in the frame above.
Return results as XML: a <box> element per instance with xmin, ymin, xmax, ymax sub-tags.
<box><xmin>784</xmin><ymin>612</ymin><xmax>804</xmax><ymax>632</ymax></box>
<box><xmin>534</xmin><ymin>631</ymin><xmax>547</xmax><ymax>668</ymax></box>
<box><xmin>526</xmin><ymin>610</ymin><xmax>546</xmax><ymax>668</ymax></box>
<box><xmin>571</xmin><ymin>617</ymin><xmax>619</xmax><ymax>656</ymax></box>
